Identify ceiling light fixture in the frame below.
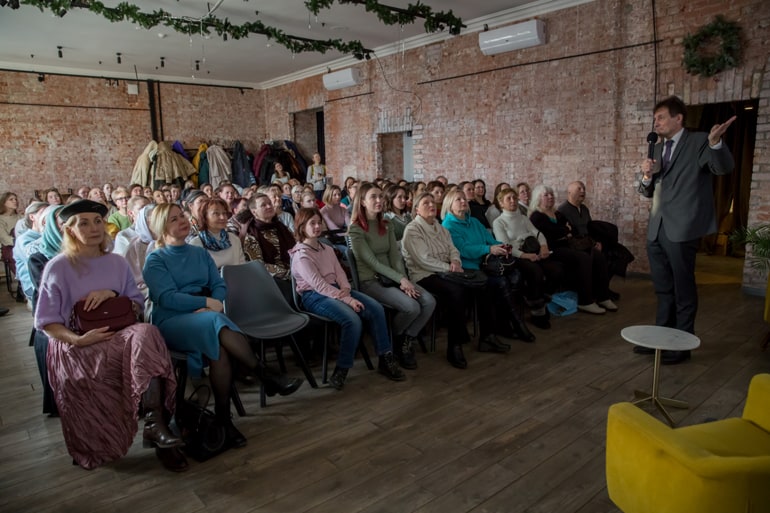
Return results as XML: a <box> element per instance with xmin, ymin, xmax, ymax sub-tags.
<box><xmin>116</xmin><ymin>52</ymin><xmax>122</xmax><ymax>64</ymax></box>
<box><xmin>57</xmin><ymin>46</ymin><xmax>62</xmax><ymax>58</ymax></box>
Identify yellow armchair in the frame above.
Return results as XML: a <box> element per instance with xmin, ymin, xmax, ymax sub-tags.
<box><xmin>606</xmin><ymin>373</ymin><xmax>770</xmax><ymax>513</ymax></box>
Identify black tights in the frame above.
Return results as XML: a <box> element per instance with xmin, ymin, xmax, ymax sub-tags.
<box><xmin>209</xmin><ymin>328</ymin><xmax>257</xmax><ymax>419</ymax></box>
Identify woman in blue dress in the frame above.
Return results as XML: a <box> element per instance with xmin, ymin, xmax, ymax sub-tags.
<box><xmin>143</xmin><ymin>203</ymin><xmax>302</xmax><ymax>447</ymax></box>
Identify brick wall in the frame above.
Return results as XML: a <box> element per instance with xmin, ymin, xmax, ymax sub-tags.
<box><xmin>0</xmin><ymin>73</ymin><xmax>151</xmax><ymax>203</ymax></box>
<box><xmin>0</xmin><ymin>74</ymin><xmax>265</xmax><ymax>203</ymax></box>
<box><xmin>158</xmin><ymin>83</ymin><xmax>264</xmax><ymax>151</ymax></box>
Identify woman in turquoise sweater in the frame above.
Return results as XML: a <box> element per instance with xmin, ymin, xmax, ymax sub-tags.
<box><xmin>143</xmin><ymin>203</ymin><xmax>302</xmax><ymax>448</ymax></box>
<box><xmin>442</xmin><ymin>188</ymin><xmax>535</xmax><ymax>346</ymax></box>
<box><xmin>349</xmin><ymin>183</ymin><xmax>435</xmax><ymax>369</ymax></box>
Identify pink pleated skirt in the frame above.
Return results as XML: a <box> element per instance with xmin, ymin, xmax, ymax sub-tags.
<box><xmin>47</xmin><ymin>323</ymin><xmax>176</xmax><ymax>470</ymax></box>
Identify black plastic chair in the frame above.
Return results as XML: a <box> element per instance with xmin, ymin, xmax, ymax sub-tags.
<box><xmin>221</xmin><ymin>261</ymin><xmax>318</xmax><ymax>407</ymax></box>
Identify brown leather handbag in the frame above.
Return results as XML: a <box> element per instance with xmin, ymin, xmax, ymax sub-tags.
<box><xmin>71</xmin><ymin>296</ymin><xmax>137</xmax><ymax>334</ymax></box>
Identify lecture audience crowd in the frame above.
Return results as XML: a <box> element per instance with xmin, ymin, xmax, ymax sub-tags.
<box><xmin>2</xmin><ymin>166</ymin><xmax>624</xmax><ymax>473</ymax></box>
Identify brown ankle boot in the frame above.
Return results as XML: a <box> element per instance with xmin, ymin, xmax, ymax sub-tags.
<box><xmin>142</xmin><ymin>377</ymin><xmax>184</xmax><ymax>449</ymax></box>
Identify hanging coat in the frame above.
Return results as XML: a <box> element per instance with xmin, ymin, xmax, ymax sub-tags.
<box><xmin>153</xmin><ymin>141</ymin><xmax>195</xmax><ymax>189</ymax></box>
<box><xmin>206</xmin><ymin>145</ymin><xmax>232</xmax><ymax>189</ymax></box>
<box><xmin>252</xmin><ymin>144</ymin><xmax>272</xmax><ymax>185</ymax></box>
<box><xmin>231</xmin><ymin>141</ymin><xmax>255</xmax><ymax>188</ymax></box>
<box><xmin>130</xmin><ymin>141</ymin><xmax>158</xmax><ymax>187</ymax></box>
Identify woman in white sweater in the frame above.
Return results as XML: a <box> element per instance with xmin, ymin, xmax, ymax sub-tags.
<box><xmin>492</xmin><ymin>187</ymin><xmax>563</xmax><ymax>329</ymax></box>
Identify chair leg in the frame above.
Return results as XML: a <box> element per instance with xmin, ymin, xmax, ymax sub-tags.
<box><xmin>231</xmin><ymin>383</ymin><xmax>246</xmax><ymax>416</ymax></box>
<box><xmin>275</xmin><ymin>340</ymin><xmax>287</xmax><ymax>373</ymax></box>
<box><xmin>430</xmin><ymin>312</ymin><xmax>437</xmax><ymax>353</ymax></box>
<box><xmin>257</xmin><ymin>340</ymin><xmax>268</xmax><ymax>408</ymax></box>
<box><xmin>173</xmin><ymin>357</ymin><xmax>188</xmax><ymax>410</ymax></box>
<box><xmin>288</xmin><ymin>335</ymin><xmax>318</xmax><ymax>388</ymax></box>
<box><xmin>321</xmin><ymin>322</ymin><xmax>329</xmax><ymax>384</ymax></box>
<box><xmin>358</xmin><ymin>340</ymin><xmax>374</xmax><ymax>370</ymax></box>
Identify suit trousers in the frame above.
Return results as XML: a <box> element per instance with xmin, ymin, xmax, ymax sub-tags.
<box><xmin>647</xmin><ymin>222</ymin><xmax>699</xmax><ymax>334</ymax></box>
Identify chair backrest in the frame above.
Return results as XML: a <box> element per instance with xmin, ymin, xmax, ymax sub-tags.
<box><xmin>221</xmin><ymin>261</ymin><xmax>298</xmax><ymax>326</ymax></box>
<box><xmin>290</xmin><ymin>273</ymin><xmax>303</xmax><ymax>310</ymax></box>
<box><xmin>345</xmin><ymin>247</ymin><xmax>361</xmax><ymax>291</ymax></box>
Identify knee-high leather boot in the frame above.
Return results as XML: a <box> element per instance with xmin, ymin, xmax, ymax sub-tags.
<box><xmin>499</xmin><ymin>285</ymin><xmax>536</xmax><ymax>343</ymax></box>
<box><xmin>142</xmin><ymin>377</ymin><xmax>184</xmax><ymax>449</ymax></box>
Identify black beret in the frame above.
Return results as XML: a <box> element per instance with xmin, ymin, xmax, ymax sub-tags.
<box><xmin>59</xmin><ymin>199</ymin><xmax>109</xmax><ymax>222</ymax></box>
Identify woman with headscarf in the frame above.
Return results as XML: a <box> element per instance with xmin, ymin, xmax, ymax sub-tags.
<box><xmin>27</xmin><ymin>205</ymin><xmax>65</xmax><ymax>416</ymax></box>
<box><xmin>124</xmin><ymin>204</ymin><xmax>156</xmax><ymax>309</ymax></box>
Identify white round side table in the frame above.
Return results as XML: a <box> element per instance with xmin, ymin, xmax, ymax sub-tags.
<box><xmin>621</xmin><ymin>325</ymin><xmax>701</xmax><ymax>426</ymax></box>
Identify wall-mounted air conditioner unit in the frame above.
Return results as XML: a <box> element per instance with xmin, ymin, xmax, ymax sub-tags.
<box><xmin>322</xmin><ymin>68</ymin><xmax>362</xmax><ymax>91</ymax></box>
<box><xmin>478</xmin><ymin>19</ymin><xmax>546</xmax><ymax>56</ymax></box>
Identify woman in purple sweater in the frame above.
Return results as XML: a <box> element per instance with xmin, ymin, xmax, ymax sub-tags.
<box><xmin>35</xmin><ymin>200</ymin><xmax>184</xmax><ymax>471</ymax></box>
<box><xmin>289</xmin><ymin>208</ymin><xmax>404</xmax><ymax>390</ymax></box>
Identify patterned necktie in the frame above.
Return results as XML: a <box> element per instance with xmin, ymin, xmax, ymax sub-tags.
<box><xmin>661</xmin><ymin>140</ymin><xmax>674</xmax><ymax>171</ymax></box>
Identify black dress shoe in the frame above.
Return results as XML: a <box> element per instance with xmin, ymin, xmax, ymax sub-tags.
<box><xmin>608</xmin><ymin>289</ymin><xmax>621</xmax><ymax>301</ymax></box>
<box><xmin>530</xmin><ymin>314</ymin><xmax>550</xmax><ymax>330</ymax></box>
<box><xmin>223</xmin><ymin>419</ymin><xmax>247</xmax><ymax>448</ymax></box>
<box><xmin>633</xmin><ymin>346</ymin><xmax>655</xmax><ymax>355</ymax></box>
<box><xmin>478</xmin><ymin>335</ymin><xmax>511</xmax><ymax>353</ymax></box>
<box><xmin>260</xmin><ymin>370</ymin><xmax>303</xmax><ymax>397</ymax></box>
<box><xmin>661</xmin><ymin>350</ymin><xmax>691</xmax><ymax>365</ymax></box>
<box><xmin>155</xmin><ymin>447</ymin><xmax>189</xmax><ymax>472</ymax></box>
<box><xmin>447</xmin><ymin>344</ymin><xmax>468</xmax><ymax>369</ymax></box>
<box><xmin>0</xmin><ymin>307</ymin><xmax>8</xmax><ymax>317</ymax></box>
<box><xmin>511</xmin><ymin>320</ymin><xmax>536</xmax><ymax>343</ymax></box>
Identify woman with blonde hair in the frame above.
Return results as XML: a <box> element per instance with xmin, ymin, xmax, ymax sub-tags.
<box><xmin>442</xmin><ymin>188</ymin><xmax>535</xmax><ymax>345</ymax></box>
<box><xmin>35</xmin><ymin>200</ymin><xmax>184</xmax><ymax>471</ymax></box>
<box><xmin>144</xmin><ymin>203</ymin><xmax>302</xmax><ymax>448</ymax></box>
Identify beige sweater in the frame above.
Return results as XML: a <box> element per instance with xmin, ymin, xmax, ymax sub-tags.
<box><xmin>401</xmin><ymin>215</ymin><xmax>460</xmax><ymax>283</ymax></box>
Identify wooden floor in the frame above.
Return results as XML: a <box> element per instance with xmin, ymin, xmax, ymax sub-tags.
<box><xmin>1</xmin><ymin>255</ymin><xmax>768</xmax><ymax>513</ymax></box>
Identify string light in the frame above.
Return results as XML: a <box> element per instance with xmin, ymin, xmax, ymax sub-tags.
<box><xmin>57</xmin><ymin>46</ymin><xmax>62</xmax><ymax>58</ymax></box>
<box><xmin>116</xmin><ymin>52</ymin><xmax>122</xmax><ymax>64</ymax></box>
<box><xmin>160</xmin><ymin>56</ymin><xmax>165</xmax><ymax>67</ymax></box>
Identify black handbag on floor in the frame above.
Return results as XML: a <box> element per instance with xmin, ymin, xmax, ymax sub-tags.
<box><xmin>175</xmin><ymin>385</ymin><xmax>228</xmax><ymax>462</ymax></box>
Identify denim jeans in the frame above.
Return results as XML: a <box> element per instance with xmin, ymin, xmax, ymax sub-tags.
<box><xmin>301</xmin><ymin>289</ymin><xmax>391</xmax><ymax>369</ymax></box>
<box><xmin>359</xmin><ymin>280</ymin><xmax>436</xmax><ymax>337</ymax></box>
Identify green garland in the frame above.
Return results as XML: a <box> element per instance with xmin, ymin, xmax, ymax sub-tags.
<box><xmin>305</xmin><ymin>0</ymin><xmax>465</xmax><ymax>36</ymax></box>
<box><xmin>682</xmin><ymin>16</ymin><xmax>741</xmax><ymax>78</ymax></box>
<box><xmin>5</xmin><ymin>0</ymin><xmax>466</xmax><ymax>60</ymax></box>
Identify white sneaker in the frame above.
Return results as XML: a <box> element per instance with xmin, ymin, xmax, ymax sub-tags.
<box><xmin>578</xmin><ymin>303</ymin><xmax>606</xmax><ymax>314</ymax></box>
<box><xmin>598</xmin><ymin>299</ymin><xmax>618</xmax><ymax>312</ymax></box>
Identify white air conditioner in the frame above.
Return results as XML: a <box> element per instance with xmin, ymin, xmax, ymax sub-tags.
<box><xmin>478</xmin><ymin>19</ymin><xmax>546</xmax><ymax>56</ymax></box>
<box><xmin>322</xmin><ymin>68</ymin><xmax>362</xmax><ymax>91</ymax></box>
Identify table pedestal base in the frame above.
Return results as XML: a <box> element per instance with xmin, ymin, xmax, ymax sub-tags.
<box><xmin>631</xmin><ymin>349</ymin><xmax>689</xmax><ymax>426</ymax></box>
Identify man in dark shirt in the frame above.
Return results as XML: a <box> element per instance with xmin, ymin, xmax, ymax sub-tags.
<box><xmin>557</xmin><ymin>181</ymin><xmax>592</xmax><ymax>238</ymax></box>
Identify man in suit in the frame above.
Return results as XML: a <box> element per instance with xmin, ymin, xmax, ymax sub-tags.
<box><xmin>639</xmin><ymin>96</ymin><xmax>736</xmax><ymax>364</ymax></box>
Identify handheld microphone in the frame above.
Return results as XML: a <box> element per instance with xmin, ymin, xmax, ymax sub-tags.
<box><xmin>646</xmin><ymin>132</ymin><xmax>658</xmax><ymax>159</ymax></box>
